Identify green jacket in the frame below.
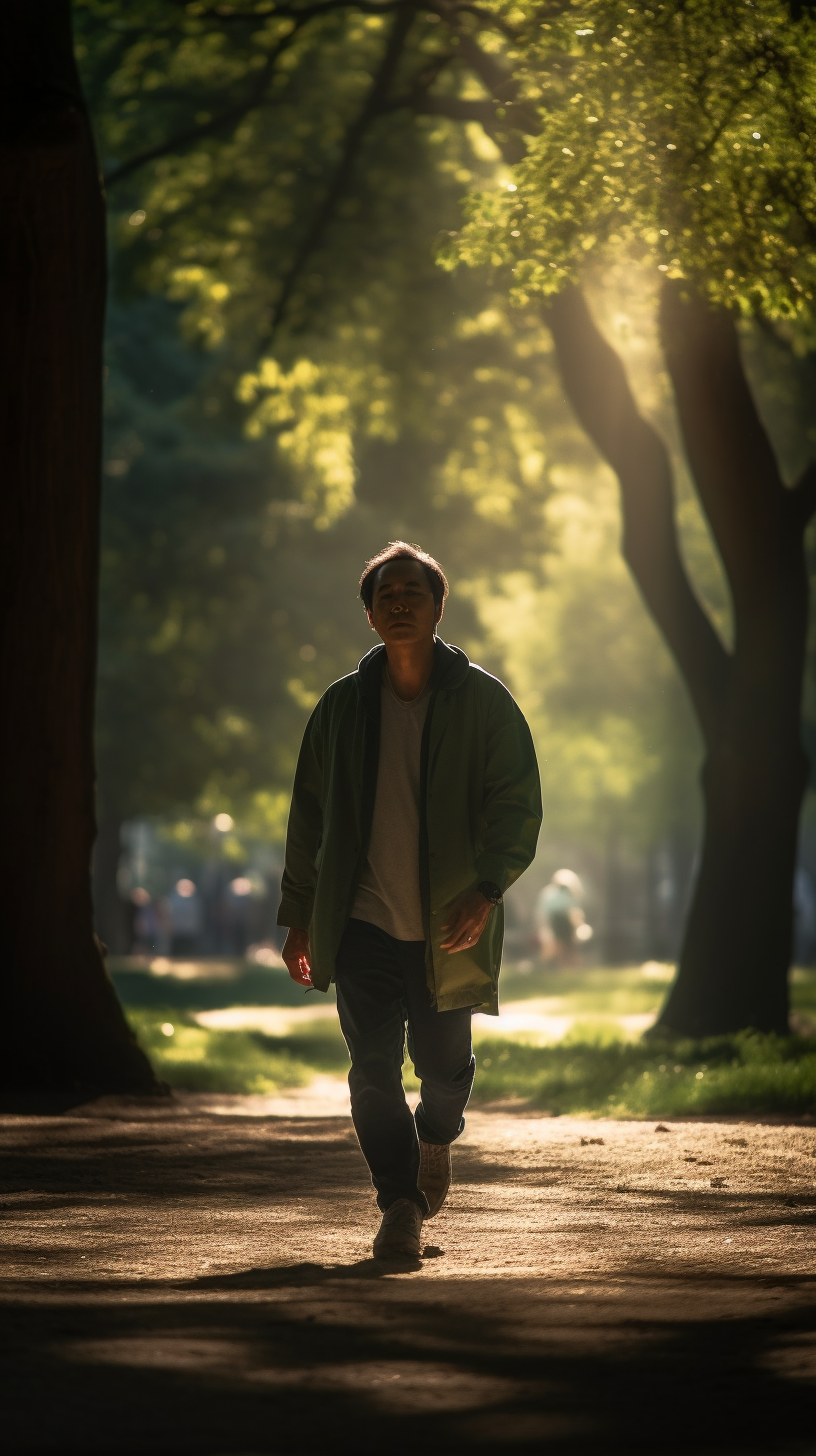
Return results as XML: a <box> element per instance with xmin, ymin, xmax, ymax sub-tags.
<box><xmin>277</xmin><ymin>638</ymin><xmax>542</xmax><ymax>1013</ymax></box>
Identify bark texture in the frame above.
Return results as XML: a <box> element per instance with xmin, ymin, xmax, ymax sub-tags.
<box><xmin>548</xmin><ymin>285</ymin><xmax>814</xmax><ymax>1036</ymax></box>
<box><xmin>0</xmin><ymin>2</ymin><xmax>157</xmax><ymax>1090</ymax></box>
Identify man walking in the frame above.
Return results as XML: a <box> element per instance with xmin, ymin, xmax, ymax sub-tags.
<box><xmin>279</xmin><ymin>543</ymin><xmax>541</xmax><ymax>1259</ymax></box>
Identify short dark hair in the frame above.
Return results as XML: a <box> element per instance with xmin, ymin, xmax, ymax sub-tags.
<box><xmin>359</xmin><ymin>541</ymin><xmax>449</xmax><ymax>611</ymax></box>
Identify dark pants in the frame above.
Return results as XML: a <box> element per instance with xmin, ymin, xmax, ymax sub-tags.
<box><xmin>335</xmin><ymin>918</ymin><xmax>475</xmax><ymax>1212</ymax></box>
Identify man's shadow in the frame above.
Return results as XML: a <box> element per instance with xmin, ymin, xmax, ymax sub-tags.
<box><xmin>189</xmin><ymin>1255</ymin><xmax>429</xmax><ymax>1291</ymax></box>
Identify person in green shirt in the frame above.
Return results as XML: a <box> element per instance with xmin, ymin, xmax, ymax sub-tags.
<box><xmin>279</xmin><ymin>542</ymin><xmax>541</xmax><ymax>1259</ymax></box>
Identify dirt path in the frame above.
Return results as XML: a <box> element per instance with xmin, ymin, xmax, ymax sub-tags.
<box><xmin>2</xmin><ymin>1100</ymin><xmax>815</xmax><ymax>1454</ymax></box>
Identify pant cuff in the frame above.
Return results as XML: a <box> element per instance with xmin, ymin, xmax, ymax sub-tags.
<box><xmin>414</xmin><ymin>1106</ymin><xmax>465</xmax><ymax>1146</ymax></box>
<box><xmin>378</xmin><ymin>1189</ymin><xmax>429</xmax><ymax>1215</ymax></box>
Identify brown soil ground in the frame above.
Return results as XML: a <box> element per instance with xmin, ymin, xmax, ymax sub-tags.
<box><xmin>2</xmin><ymin>1099</ymin><xmax>815</xmax><ymax>1455</ymax></box>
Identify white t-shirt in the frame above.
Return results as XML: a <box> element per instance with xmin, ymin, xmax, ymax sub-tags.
<box><xmin>350</xmin><ymin>671</ymin><xmax>431</xmax><ymax>941</ymax></box>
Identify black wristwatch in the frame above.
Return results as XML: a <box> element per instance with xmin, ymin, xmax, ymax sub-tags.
<box><xmin>477</xmin><ymin>880</ymin><xmax>503</xmax><ymax>905</ymax></box>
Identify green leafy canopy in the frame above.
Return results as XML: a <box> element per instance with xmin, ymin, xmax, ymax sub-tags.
<box><xmin>74</xmin><ymin>0</ymin><xmax>810</xmax><ymax>866</ymax></box>
<box><xmin>450</xmin><ymin>0</ymin><xmax>816</xmax><ymax>318</ymax></box>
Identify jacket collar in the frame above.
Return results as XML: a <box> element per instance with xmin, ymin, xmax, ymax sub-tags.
<box><xmin>356</xmin><ymin>637</ymin><xmax>470</xmax><ymax>708</ymax></box>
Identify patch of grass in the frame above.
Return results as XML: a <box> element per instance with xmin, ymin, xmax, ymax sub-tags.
<box><xmin>791</xmin><ymin>967</ymin><xmax>816</xmax><ymax>1028</ymax></box>
<box><xmin>124</xmin><ymin>968</ymin><xmax>816</xmax><ymax>1113</ymax></box>
<box><xmin>470</xmin><ymin>1031</ymin><xmax>816</xmax><ymax>1117</ymax></box>
<box><xmin>127</xmin><ymin>1008</ymin><xmax>348</xmax><ymax>1094</ymax></box>
<box><xmin>498</xmin><ymin>964</ymin><xmax>673</xmax><ymax>1014</ymax></box>
<box><xmin>501</xmin><ymin>964</ymin><xmax>816</xmax><ymax>1026</ymax></box>
<box><xmin>260</xmin><ymin>1026</ymin><xmax>350</xmax><ymax>1072</ymax></box>
<box><xmin>113</xmin><ymin>963</ymin><xmax>331</xmax><ymax>1011</ymax></box>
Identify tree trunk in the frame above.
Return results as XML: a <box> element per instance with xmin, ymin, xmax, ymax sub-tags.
<box><xmin>0</xmin><ymin>3</ymin><xmax>158</xmax><ymax>1091</ymax></box>
<box><xmin>548</xmin><ymin>285</ymin><xmax>815</xmax><ymax>1036</ymax></box>
<box><xmin>663</xmin><ymin>744</ymin><xmax>806</xmax><ymax>1033</ymax></box>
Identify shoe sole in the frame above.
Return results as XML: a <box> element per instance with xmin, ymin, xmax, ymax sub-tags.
<box><xmin>373</xmin><ymin>1237</ymin><xmax>421</xmax><ymax>1260</ymax></box>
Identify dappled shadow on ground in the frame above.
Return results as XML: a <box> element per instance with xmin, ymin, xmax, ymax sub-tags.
<box><xmin>0</xmin><ymin>1116</ymin><xmax>362</xmax><ymax>1207</ymax></box>
<box><xmin>0</xmin><ymin>1090</ymin><xmax>126</xmax><ymax>1116</ymax></box>
<box><xmin>4</xmin><ymin>1269</ymin><xmax>816</xmax><ymax>1453</ymax></box>
<box><xmin>2</xmin><ymin>1111</ymin><xmax>816</xmax><ymax>1454</ymax></box>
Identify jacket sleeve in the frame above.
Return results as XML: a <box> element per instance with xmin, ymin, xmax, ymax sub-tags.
<box><xmin>277</xmin><ymin>701</ymin><xmax>325</xmax><ymax>930</ymax></box>
<box><xmin>476</xmin><ymin>682</ymin><xmax>542</xmax><ymax>895</ymax></box>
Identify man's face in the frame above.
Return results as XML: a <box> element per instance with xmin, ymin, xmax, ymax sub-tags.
<box><xmin>367</xmin><ymin>558</ymin><xmax>441</xmax><ymax>647</ymax></box>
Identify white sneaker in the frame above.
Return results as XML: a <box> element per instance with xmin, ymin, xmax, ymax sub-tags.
<box><xmin>418</xmin><ymin>1139</ymin><xmax>451</xmax><ymax>1218</ymax></box>
<box><xmin>373</xmin><ymin>1198</ymin><xmax>423</xmax><ymax>1259</ymax></box>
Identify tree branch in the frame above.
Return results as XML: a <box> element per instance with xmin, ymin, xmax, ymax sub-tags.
<box><xmin>379</xmin><ymin>46</ymin><xmax>455</xmax><ymax>110</ymax></box>
<box><xmin>268</xmin><ymin>4</ymin><xmax>415</xmax><ymax>334</ymax></box>
<box><xmin>381</xmin><ymin>36</ymin><xmax>539</xmax><ymax>148</ymax></box>
<box><xmin>546</xmin><ymin>287</ymin><xmax>730</xmax><ymax>743</ymax></box>
<box><xmin>453</xmin><ymin>30</ymin><xmax>516</xmax><ymax>100</ymax></box>
<box><xmin>102</xmin><ymin>0</ymin><xmax>418</xmax><ymax>190</ymax></box>
<box><xmin>160</xmin><ymin>0</ymin><xmax>407</xmax><ymax>16</ymax></box>
<box><xmin>659</xmin><ymin>282</ymin><xmax>787</xmax><ymax>611</ymax></box>
<box><xmin>432</xmin><ymin>2</ymin><xmax>521</xmax><ymax>41</ymax></box>
<box><xmin>104</xmin><ymin>4</ymin><xmax>535</xmax><ymax>189</ymax></box>
<box><xmin>104</xmin><ymin>103</ymin><xmax>257</xmax><ymax>189</ymax></box>
<box><xmin>104</xmin><ymin>39</ymin><xmax>289</xmax><ymax>188</ymax></box>
<box><xmin>160</xmin><ymin>0</ymin><xmax>518</xmax><ymax>26</ymax></box>
<box><xmin>387</xmin><ymin>92</ymin><xmax>497</xmax><ymax>124</ymax></box>
<box><xmin>449</xmin><ymin>32</ymin><xmax>540</xmax><ymax>158</ymax></box>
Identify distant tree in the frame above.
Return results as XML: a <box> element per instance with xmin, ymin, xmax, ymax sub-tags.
<box><xmin>0</xmin><ymin>2</ymin><xmax>156</xmax><ymax>1091</ymax></box>
<box><xmin>94</xmin><ymin>297</ymin><xmax>291</xmax><ymax>948</ymax></box>
<box><xmin>452</xmin><ymin>0</ymin><xmax>816</xmax><ymax>1033</ymax></box>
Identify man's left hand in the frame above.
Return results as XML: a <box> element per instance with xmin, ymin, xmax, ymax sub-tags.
<box><xmin>440</xmin><ymin>888</ymin><xmax>494</xmax><ymax>954</ymax></box>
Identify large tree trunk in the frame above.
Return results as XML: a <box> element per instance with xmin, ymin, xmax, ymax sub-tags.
<box><xmin>548</xmin><ymin>285</ymin><xmax>814</xmax><ymax>1036</ymax></box>
<box><xmin>0</xmin><ymin>3</ymin><xmax>158</xmax><ymax>1091</ymax></box>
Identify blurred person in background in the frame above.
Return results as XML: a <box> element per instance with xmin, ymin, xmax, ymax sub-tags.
<box><xmin>536</xmin><ymin>869</ymin><xmax>592</xmax><ymax>967</ymax></box>
<box><xmin>279</xmin><ymin>542</ymin><xmax>541</xmax><ymax>1260</ymax></box>
<box><xmin>130</xmin><ymin>888</ymin><xmax>171</xmax><ymax>956</ymax></box>
<box><xmin>227</xmin><ymin>876</ymin><xmax>254</xmax><ymax>956</ymax></box>
<box><xmin>168</xmin><ymin>878</ymin><xmax>202</xmax><ymax>957</ymax></box>
<box><xmin>131</xmin><ymin>887</ymin><xmax>157</xmax><ymax>955</ymax></box>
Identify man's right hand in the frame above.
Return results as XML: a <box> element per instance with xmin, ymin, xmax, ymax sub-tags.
<box><xmin>282</xmin><ymin>927</ymin><xmax>313</xmax><ymax>986</ymax></box>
